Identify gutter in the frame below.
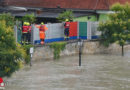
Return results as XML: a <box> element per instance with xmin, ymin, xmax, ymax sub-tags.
<box><xmin>96</xmin><ymin>10</ymin><xmax>115</xmax><ymax>14</ymax></box>
<box><xmin>0</xmin><ymin>6</ymin><xmax>27</xmax><ymax>12</ymax></box>
<box><xmin>6</xmin><ymin>6</ymin><xmax>27</xmax><ymax>11</ymax></box>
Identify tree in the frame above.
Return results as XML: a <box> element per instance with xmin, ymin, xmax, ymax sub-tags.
<box><xmin>57</xmin><ymin>10</ymin><xmax>74</xmax><ymax>22</ymax></box>
<box><xmin>0</xmin><ymin>20</ymin><xmax>25</xmax><ymax>77</ymax></box>
<box><xmin>22</xmin><ymin>13</ymin><xmax>36</xmax><ymax>24</ymax></box>
<box><xmin>98</xmin><ymin>3</ymin><xmax>130</xmax><ymax>56</ymax></box>
<box><xmin>0</xmin><ymin>13</ymin><xmax>15</xmax><ymax>27</ymax></box>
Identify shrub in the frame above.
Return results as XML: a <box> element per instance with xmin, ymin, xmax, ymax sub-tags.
<box><xmin>0</xmin><ymin>13</ymin><xmax>15</xmax><ymax>27</ymax></box>
<box><xmin>22</xmin><ymin>13</ymin><xmax>36</xmax><ymax>24</ymax></box>
<box><xmin>57</xmin><ymin>10</ymin><xmax>74</xmax><ymax>22</ymax></box>
<box><xmin>50</xmin><ymin>42</ymin><xmax>67</xmax><ymax>59</ymax></box>
<box><xmin>22</xmin><ymin>44</ymin><xmax>34</xmax><ymax>64</ymax></box>
<box><xmin>0</xmin><ymin>21</ymin><xmax>25</xmax><ymax>77</ymax></box>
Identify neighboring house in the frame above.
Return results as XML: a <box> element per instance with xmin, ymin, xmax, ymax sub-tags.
<box><xmin>0</xmin><ymin>0</ymin><xmax>130</xmax><ymax>22</ymax></box>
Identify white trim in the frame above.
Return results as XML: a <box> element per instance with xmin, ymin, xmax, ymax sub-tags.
<box><xmin>7</xmin><ymin>6</ymin><xmax>27</xmax><ymax>11</ymax></box>
<box><xmin>96</xmin><ymin>10</ymin><xmax>115</xmax><ymax>14</ymax></box>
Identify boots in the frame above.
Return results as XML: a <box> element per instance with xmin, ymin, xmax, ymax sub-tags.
<box><xmin>41</xmin><ymin>41</ymin><xmax>44</xmax><ymax>45</ymax></box>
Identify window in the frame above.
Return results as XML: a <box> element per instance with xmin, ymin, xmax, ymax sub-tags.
<box><xmin>0</xmin><ymin>0</ymin><xmax>4</xmax><ymax>5</ymax></box>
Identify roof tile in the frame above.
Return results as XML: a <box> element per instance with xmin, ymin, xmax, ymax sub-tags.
<box><xmin>5</xmin><ymin>0</ymin><xmax>130</xmax><ymax>10</ymax></box>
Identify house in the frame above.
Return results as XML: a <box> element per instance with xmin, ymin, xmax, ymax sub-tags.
<box><xmin>1</xmin><ymin>0</ymin><xmax>130</xmax><ymax>22</ymax></box>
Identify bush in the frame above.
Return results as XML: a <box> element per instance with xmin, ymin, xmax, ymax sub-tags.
<box><xmin>0</xmin><ymin>13</ymin><xmax>15</xmax><ymax>27</ymax></box>
<box><xmin>50</xmin><ymin>42</ymin><xmax>66</xmax><ymax>59</ymax></box>
<box><xmin>0</xmin><ymin>21</ymin><xmax>25</xmax><ymax>77</ymax></box>
<box><xmin>22</xmin><ymin>44</ymin><xmax>34</xmax><ymax>64</ymax></box>
<box><xmin>22</xmin><ymin>13</ymin><xmax>36</xmax><ymax>24</ymax></box>
<box><xmin>57</xmin><ymin>10</ymin><xmax>74</xmax><ymax>22</ymax></box>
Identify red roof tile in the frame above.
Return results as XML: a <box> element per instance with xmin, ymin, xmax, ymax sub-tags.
<box><xmin>4</xmin><ymin>0</ymin><xmax>130</xmax><ymax>10</ymax></box>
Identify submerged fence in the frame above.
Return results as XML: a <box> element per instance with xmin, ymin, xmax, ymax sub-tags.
<box><xmin>15</xmin><ymin>21</ymin><xmax>100</xmax><ymax>44</ymax></box>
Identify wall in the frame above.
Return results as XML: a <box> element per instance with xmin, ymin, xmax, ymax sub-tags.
<box><xmin>99</xmin><ymin>14</ymin><xmax>109</xmax><ymax>21</ymax></box>
<box><xmin>32</xmin><ymin>22</ymin><xmax>99</xmax><ymax>44</ymax></box>
<box><xmin>73</xmin><ymin>14</ymin><xmax>109</xmax><ymax>22</ymax></box>
<box><xmin>32</xmin><ymin>41</ymin><xmax>130</xmax><ymax>61</ymax></box>
<box><xmin>74</xmin><ymin>15</ymin><xmax>97</xmax><ymax>22</ymax></box>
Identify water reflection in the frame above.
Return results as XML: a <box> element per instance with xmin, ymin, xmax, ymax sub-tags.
<box><xmin>5</xmin><ymin>51</ymin><xmax>130</xmax><ymax>90</ymax></box>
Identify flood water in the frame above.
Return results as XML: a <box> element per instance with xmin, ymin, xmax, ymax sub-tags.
<box><xmin>4</xmin><ymin>51</ymin><xmax>130</xmax><ymax>90</ymax></box>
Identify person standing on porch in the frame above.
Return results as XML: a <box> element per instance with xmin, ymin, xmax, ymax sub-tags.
<box><xmin>36</xmin><ymin>22</ymin><xmax>48</xmax><ymax>45</ymax></box>
<box><xmin>64</xmin><ymin>19</ymin><xmax>70</xmax><ymax>40</ymax></box>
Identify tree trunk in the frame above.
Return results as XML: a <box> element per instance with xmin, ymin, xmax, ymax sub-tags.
<box><xmin>122</xmin><ymin>45</ymin><xmax>124</xmax><ymax>56</ymax></box>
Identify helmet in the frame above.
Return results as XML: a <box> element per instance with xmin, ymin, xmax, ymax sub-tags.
<box><xmin>23</xmin><ymin>22</ymin><xmax>26</xmax><ymax>25</ymax></box>
<box><xmin>27</xmin><ymin>22</ymin><xmax>30</xmax><ymax>26</ymax></box>
<box><xmin>41</xmin><ymin>22</ymin><xmax>44</xmax><ymax>25</ymax></box>
<box><xmin>65</xmin><ymin>19</ymin><xmax>69</xmax><ymax>22</ymax></box>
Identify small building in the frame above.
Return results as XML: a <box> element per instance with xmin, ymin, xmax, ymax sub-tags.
<box><xmin>0</xmin><ymin>0</ymin><xmax>130</xmax><ymax>22</ymax></box>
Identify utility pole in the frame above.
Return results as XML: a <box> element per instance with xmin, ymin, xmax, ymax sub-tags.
<box><xmin>78</xmin><ymin>39</ymin><xmax>83</xmax><ymax>66</ymax></box>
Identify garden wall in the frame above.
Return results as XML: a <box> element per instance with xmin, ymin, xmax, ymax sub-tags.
<box><xmin>32</xmin><ymin>41</ymin><xmax>130</xmax><ymax>61</ymax></box>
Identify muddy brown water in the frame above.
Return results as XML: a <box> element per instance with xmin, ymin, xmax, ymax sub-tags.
<box><xmin>4</xmin><ymin>51</ymin><xmax>130</xmax><ymax>90</ymax></box>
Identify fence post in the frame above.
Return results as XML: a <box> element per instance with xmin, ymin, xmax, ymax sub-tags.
<box><xmin>77</xmin><ymin>22</ymin><xmax>79</xmax><ymax>39</ymax></box>
<box><xmin>14</xmin><ymin>25</ymin><xmax>17</xmax><ymax>43</ymax></box>
<box><xmin>87</xmin><ymin>21</ymin><xmax>92</xmax><ymax>40</ymax></box>
<box><xmin>31</xmin><ymin>24</ymin><xmax>34</xmax><ymax>45</ymax></box>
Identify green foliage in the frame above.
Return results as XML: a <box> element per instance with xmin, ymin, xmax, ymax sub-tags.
<box><xmin>22</xmin><ymin>13</ymin><xmax>36</xmax><ymax>24</ymax></box>
<box><xmin>111</xmin><ymin>3</ymin><xmax>124</xmax><ymax>12</ymax></box>
<box><xmin>22</xmin><ymin>44</ymin><xmax>33</xmax><ymax>64</ymax></box>
<box><xmin>50</xmin><ymin>42</ymin><xmax>67</xmax><ymax>59</ymax></box>
<box><xmin>98</xmin><ymin>3</ymin><xmax>130</xmax><ymax>47</ymax></box>
<box><xmin>0</xmin><ymin>21</ymin><xmax>25</xmax><ymax>77</ymax></box>
<box><xmin>57</xmin><ymin>10</ymin><xmax>74</xmax><ymax>22</ymax></box>
<box><xmin>0</xmin><ymin>13</ymin><xmax>15</xmax><ymax>27</ymax></box>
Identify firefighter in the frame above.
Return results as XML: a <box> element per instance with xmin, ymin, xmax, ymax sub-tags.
<box><xmin>64</xmin><ymin>19</ymin><xmax>70</xmax><ymax>40</ymax></box>
<box><xmin>36</xmin><ymin>22</ymin><xmax>48</xmax><ymax>45</ymax></box>
<box><xmin>22</xmin><ymin>22</ymin><xmax>29</xmax><ymax>44</ymax></box>
<box><xmin>27</xmin><ymin>22</ymin><xmax>32</xmax><ymax>43</ymax></box>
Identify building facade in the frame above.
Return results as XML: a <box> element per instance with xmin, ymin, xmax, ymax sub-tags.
<box><xmin>0</xmin><ymin>0</ymin><xmax>130</xmax><ymax>22</ymax></box>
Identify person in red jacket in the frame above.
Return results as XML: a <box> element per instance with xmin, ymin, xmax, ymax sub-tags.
<box><xmin>64</xmin><ymin>19</ymin><xmax>70</xmax><ymax>40</ymax></box>
<box><xmin>22</xmin><ymin>22</ymin><xmax>29</xmax><ymax>44</ymax></box>
<box><xmin>27</xmin><ymin>22</ymin><xmax>32</xmax><ymax>43</ymax></box>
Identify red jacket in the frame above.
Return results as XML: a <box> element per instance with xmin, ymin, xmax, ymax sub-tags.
<box><xmin>64</xmin><ymin>22</ymin><xmax>70</xmax><ymax>28</ymax></box>
<box><xmin>22</xmin><ymin>26</ymin><xmax>29</xmax><ymax>33</ymax></box>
